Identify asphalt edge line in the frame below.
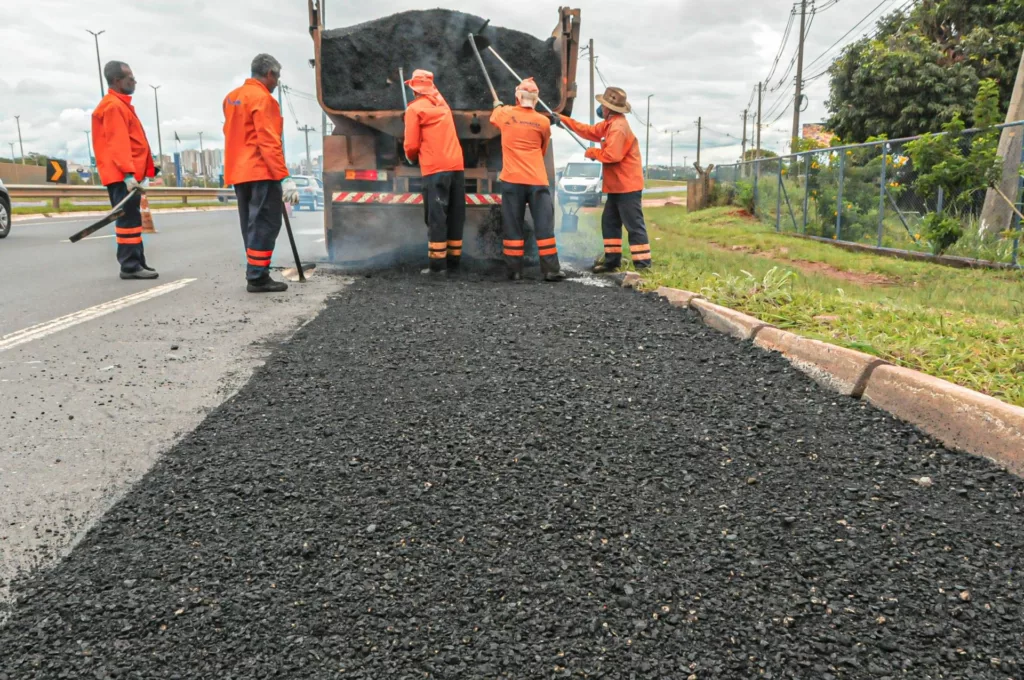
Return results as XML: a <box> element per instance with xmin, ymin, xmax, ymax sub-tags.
<box><xmin>643</xmin><ymin>282</ymin><xmax>1024</xmax><ymax>476</ymax></box>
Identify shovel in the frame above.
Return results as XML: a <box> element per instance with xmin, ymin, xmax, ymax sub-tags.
<box><xmin>482</xmin><ymin>44</ymin><xmax>589</xmax><ymax>151</ymax></box>
<box><xmin>280</xmin><ymin>204</ymin><xmax>316</xmax><ymax>282</ymax></box>
<box><xmin>463</xmin><ymin>21</ymin><xmax>501</xmax><ymax>104</ymax></box>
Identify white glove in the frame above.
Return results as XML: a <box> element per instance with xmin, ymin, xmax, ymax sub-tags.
<box><xmin>282</xmin><ymin>177</ymin><xmax>300</xmax><ymax>205</ymax></box>
<box><xmin>124</xmin><ymin>174</ymin><xmax>143</xmax><ymax>193</ymax></box>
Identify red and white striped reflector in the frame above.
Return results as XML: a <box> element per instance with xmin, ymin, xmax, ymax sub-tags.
<box><xmin>332</xmin><ymin>192</ymin><xmax>502</xmax><ymax>205</ymax></box>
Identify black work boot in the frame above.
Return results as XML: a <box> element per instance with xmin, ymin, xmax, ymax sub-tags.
<box><xmin>544</xmin><ymin>270</ymin><xmax>567</xmax><ymax>282</ymax></box>
<box><xmin>120</xmin><ymin>268</ymin><xmax>159</xmax><ymax>280</ymax></box>
<box><xmin>592</xmin><ymin>262</ymin><xmax>619</xmax><ymax>274</ymax></box>
<box><xmin>247</xmin><ymin>275</ymin><xmax>288</xmax><ymax>293</ymax></box>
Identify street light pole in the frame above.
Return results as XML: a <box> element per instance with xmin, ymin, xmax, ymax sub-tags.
<box><xmin>14</xmin><ymin>115</ymin><xmax>24</xmax><ymax>165</ymax></box>
<box><xmin>7</xmin><ymin>142</ymin><xmax>14</xmax><ymax>162</ymax></box>
<box><xmin>150</xmin><ymin>85</ymin><xmax>164</xmax><ymax>166</ymax></box>
<box><xmin>644</xmin><ymin>94</ymin><xmax>654</xmax><ymax>179</ymax></box>
<box><xmin>84</xmin><ymin>130</ymin><xmax>97</xmax><ymax>185</ymax></box>
<box><xmin>86</xmin><ymin>30</ymin><xmax>106</xmax><ymax>100</ymax></box>
<box><xmin>198</xmin><ymin>131</ymin><xmax>207</xmax><ymax>187</ymax></box>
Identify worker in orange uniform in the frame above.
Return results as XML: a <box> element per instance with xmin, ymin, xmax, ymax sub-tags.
<box><xmin>491</xmin><ymin>78</ymin><xmax>565</xmax><ymax>282</ymax></box>
<box><xmin>404</xmin><ymin>69</ymin><xmax>466</xmax><ymax>275</ymax></box>
<box><xmin>91</xmin><ymin>60</ymin><xmax>158</xmax><ymax>280</ymax></box>
<box><xmin>557</xmin><ymin>87</ymin><xmax>652</xmax><ymax>272</ymax></box>
<box><xmin>223</xmin><ymin>53</ymin><xmax>300</xmax><ymax>293</ymax></box>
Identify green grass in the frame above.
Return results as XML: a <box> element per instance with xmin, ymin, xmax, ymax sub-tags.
<box><xmin>13</xmin><ymin>201</ymin><xmax>225</xmax><ymax>216</ymax></box>
<box><xmin>569</xmin><ymin>205</ymin><xmax>1024</xmax><ymax>406</ymax></box>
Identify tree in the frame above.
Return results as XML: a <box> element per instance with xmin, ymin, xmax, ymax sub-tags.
<box><xmin>825</xmin><ymin>0</ymin><xmax>1024</xmax><ymax>142</ymax></box>
<box><xmin>742</xmin><ymin>149</ymin><xmax>778</xmax><ymax>161</ymax></box>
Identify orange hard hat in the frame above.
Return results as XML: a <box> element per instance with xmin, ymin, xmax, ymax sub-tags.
<box><xmin>517</xmin><ymin>77</ymin><xmax>539</xmax><ymax>94</ymax></box>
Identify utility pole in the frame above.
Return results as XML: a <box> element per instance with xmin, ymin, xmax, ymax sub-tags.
<box><xmin>14</xmin><ymin>116</ymin><xmax>24</xmax><ymax>164</ymax></box>
<box><xmin>299</xmin><ymin>125</ymin><xmax>316</xmax><ymax>174</ymax></box>
<box><xmin>87</xmin><ymin>30</ymin><xmax>106</xmax><ymax>100</ymax></box>
<box><xmin>589</xmin><ymin>38</ymin><xmax>596</xmax><ymax>137</ymax></box>
<box><xmin>981</xmin><ymin>47</ymin><xmax>1024</xmax><ymax>234</ymax></box>
<box><xmin>695</xmin><ymin>116</ymin><xmax>702</xmax><ymax>168</ymax></box>
<box><xmin>742</xmin><ymin>109</ymin><xmax>749</xmax><ymax>161</ymax></box>
<box><xmin>644</xmin><ymin>94</ymin><xmax>653</xmax><ymax>179</ymax></box>
<box><xmin>756</xmin><ymin>82</ymin><xmax>763</xmax><ymax>159</ymax></box>
<box><xmin>150</xmin><ymin>85</ymin><xmax>163</xmax><ymax>166</ymax></box>
<box><xmin>198</xmin><ymin>131</ymin><xmax>207</xmax><ymax>187</ymax></box>
<box><xmin>791</xmin><ymin>0</ymin><xmax>809</xmax><ymax>149</ymax></box>
<box><xmin>7</xmin><ymin>142</ymin><xmax>14</xmax><ymax>162</ymax></box>
<box><xmin>666</xmin><ymin>130</ymin><xmax>681</xmax><ymax>179</ymax></box>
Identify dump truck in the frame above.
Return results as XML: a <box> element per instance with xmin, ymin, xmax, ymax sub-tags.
<box><xmin>306</xmin><ymin>1</ymin><xmax>581</xmax><ymax>264</ymax></box>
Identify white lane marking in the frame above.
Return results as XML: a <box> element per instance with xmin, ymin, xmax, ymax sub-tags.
<box><xmin>0</xmin><ymin>279</ymin><xmax>197</xmax><ymax>354</ymax></box>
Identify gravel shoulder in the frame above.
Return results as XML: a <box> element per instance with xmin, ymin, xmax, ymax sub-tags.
<box><xmin>1</xmin><ymin>272</ymin><xmax>1022</xmax><ymax>679</ymax></box>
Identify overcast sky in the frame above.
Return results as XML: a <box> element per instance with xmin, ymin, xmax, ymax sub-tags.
<box><xmin>1</xmin><ymin>0</ymin><xmax>896</xmax><ymax>172</ymax></box>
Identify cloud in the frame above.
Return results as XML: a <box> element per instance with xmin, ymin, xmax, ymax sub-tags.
<box><xmin>5</xmin><ymin>0</ymin><xmax>879</xmax><ymax>168</ymax></box>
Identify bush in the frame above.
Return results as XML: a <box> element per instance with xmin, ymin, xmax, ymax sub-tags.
<box><xmin>921</xmin><ymin>213</ymin><xmax>964</xmax><ymax>255</ymax></box>
<box><xmin>735</xmin><ymin>181</ymin><xmax>755</xmax><ymax>214</ymax></box>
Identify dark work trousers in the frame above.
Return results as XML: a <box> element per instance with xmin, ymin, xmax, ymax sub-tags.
<box><xmin>601</xmin><ymin>191</ymin><xmax>652</xmax><ymax>269</ymax></box>
<box><xmin>422</xmin><ymin>170</ymin><xmax>466</xmax><ymax>271</ymax></box>
<box><xmin>106</xmin><ymin>182</ymin><xmax>145</xmax><ymax>273</ymax></box>
<box><xmin>501</xmin><ymin>183</ymin><xmax>561</xmax><ymax>275</ymax></box>
<box><xmin>234</xmin><ymin>180</ymin><xmax>284</xmax><ymax>281</ymax></box>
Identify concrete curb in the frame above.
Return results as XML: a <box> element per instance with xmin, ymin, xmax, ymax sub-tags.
<box><xmin>753</xmin><ymin>327</ymin><xmax>888</xmax><ymax>398</ymax></box>
<box><xmin>651</xmin><ymin>285</ymin><xmax>1024</xmax><ymax>475</ymax></box>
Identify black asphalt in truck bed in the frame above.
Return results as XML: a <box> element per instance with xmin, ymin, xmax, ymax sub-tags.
<box><xmin>1</xmin><ymin>273</ymin><xmax>1023</xmax><ymax>679</ymax></box>
<box><xmin>321</xmin><ymin>10</ymin><xmax>563</xmax><ymax>112</ymax></box>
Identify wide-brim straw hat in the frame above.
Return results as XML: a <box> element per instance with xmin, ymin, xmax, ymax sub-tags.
<box><xmin>596</xmin><ymin>86</ymin><xmax>631</xmax><ymax>114</ymax></box>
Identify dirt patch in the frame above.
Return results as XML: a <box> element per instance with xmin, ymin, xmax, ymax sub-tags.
<box><xmin>642</xmin><ymin>198</ymin><xmax>686</xmax><ymax>208</ymax></box>
<box><xmin>709</xmin><ymin>242</ymin><xmax>898</xmax><ymax>286</ymax></box>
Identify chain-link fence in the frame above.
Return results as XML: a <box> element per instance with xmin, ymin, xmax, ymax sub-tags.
<box><xmin>713</xmin><ymin>123</ymin><xmax>1024</xmax><ymax>266</ymax></box>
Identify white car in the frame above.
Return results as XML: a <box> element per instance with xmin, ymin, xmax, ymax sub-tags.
<box><xmin>557</xmin><ymin>157</ymin><xmax>603</xmax><ymax>207</ymax></box>
<box><xmin>0</xmin><ymin>177</ymin><xmax>10</xmax><ymax>239</ymax></box>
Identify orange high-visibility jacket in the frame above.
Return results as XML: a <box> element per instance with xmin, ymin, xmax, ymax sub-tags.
<box><xmin>560</xmin><ymin>114</ymin><xmax>644</xmax><ymax>194</ymax></box>
<box><xmin>490</xmin><ymin>105</ymin><xmax>551</xmax><ymax>186</ymax></box>
<box><xmin>91</xmin><ymin>90</ymin><xmax>156</xmax><ymax>187</ymax></box>
<box><xmin>404</xmin><ymin>96</ymin><xmax>465</xmax><ymax>177</ymax></box>
<box><xmin>223</xmin><ymin>79</ymin><xmax>289</xmax><ymax>186</ymax></box>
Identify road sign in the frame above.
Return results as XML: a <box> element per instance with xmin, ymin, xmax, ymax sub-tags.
<box><xmin>46</xmin><ymin>159</ymin><xmax>68</xmax><ymax>184</ymax></box>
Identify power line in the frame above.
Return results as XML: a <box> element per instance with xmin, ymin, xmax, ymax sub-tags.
<box><xmin>804</xmin><ymin>0</ymin><xmax>901</xmax><ymax>74</ymax></box>
<box><xmin>802</xmin><ymin>0</ymin><xmax>914</xmax><ymax>84</ymax></box>
<box><xmin>764</xmin><ymin>7</ymin><xmax>798</xmax><ymax>86</ymax></box>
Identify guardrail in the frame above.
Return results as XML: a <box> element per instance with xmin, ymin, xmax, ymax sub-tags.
<box><xmin>6</xmin><ymin>185</ymin><xmax>233</xmax><ymax>210</ymax></box>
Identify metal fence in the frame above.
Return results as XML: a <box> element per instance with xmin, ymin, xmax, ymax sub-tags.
<box><xmin>713</xmin><ymin>123</ymin><xmax>1024</xmax><ymax>266</ymax></box>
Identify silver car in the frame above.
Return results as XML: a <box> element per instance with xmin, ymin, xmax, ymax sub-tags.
<box><xmin>0</xmin><ymin>177</ymin><xmax>10</xmax><ymax>239</ymax></box>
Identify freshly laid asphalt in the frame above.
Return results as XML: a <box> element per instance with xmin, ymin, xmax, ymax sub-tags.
<box><xmin>0</xmin><ymin>271</ymin><xmax>1021</xmax><ymax>679</ymax></box>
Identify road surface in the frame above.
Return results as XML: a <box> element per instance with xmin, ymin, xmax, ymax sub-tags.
<box><xmin>0</xmin><ymin>207</ymin><xmax>343</xmax><ymax>610</ymax></box>
<box><xmin>1</xmin><ymin>271</ymin><xmax>1021</xmax><ymax>678</ymax></box>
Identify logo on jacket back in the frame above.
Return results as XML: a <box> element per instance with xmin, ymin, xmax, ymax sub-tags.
<box><xmin>227</xmin><ymin>99</ymin><xmax>242</xmax><ymax>107</ymax></box>
<box><xmin>506</xmin><ymin>115</ymin><xmax>542</xmax><ymax>130</ymax></box>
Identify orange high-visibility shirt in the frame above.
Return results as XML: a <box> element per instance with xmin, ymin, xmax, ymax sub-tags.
<box><xmin>560</xmin><ymin>114</ymin><xmax>645</xmax><ymax>194</ymax></box>
<box><xmin>490</xmin><ymin>105</ymin><xmax>551</xmax><ymax>186</ymax></box>
<box><xmin>404</xmin><ymin>95</ymin><xmax>465</xmax><ymax>177</ymax></box>
<box><xmin>223</xmin><ymin>79</ymin><xmax>289</xmax><ymax>186</ymax></box>
<box><xmin>91</xmin><ymin>90</ymin><xmax>156</xmax><ymax>187</ymax></box>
